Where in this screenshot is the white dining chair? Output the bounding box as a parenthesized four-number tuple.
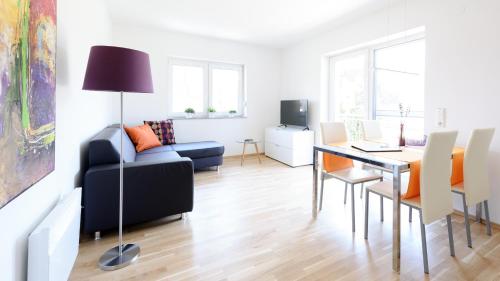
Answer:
(360, 119, 415, 221)
(319, 122, 383, 232)
(361, 120, 384, 142)
(364, 131, 458, 274)
(452, 128, 495, 248)
(359, 120, 386, 199)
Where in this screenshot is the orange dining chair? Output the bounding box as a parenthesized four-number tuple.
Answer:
(319, 122, 382, 232)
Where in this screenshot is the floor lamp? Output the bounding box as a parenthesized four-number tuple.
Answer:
(82, 45, 154, 270)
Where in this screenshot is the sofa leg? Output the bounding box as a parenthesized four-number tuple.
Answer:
(216, 166, 220, 173)
(95, 231, 101, 240)
(179, 213, 185, 220)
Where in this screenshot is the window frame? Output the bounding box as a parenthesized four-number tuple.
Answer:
(167, 57, 246, 118)
(327, 33, 425, 138)
(328, 49, 371, 122)
(371, 36, 426, 120)
(209, 62, 245, 116)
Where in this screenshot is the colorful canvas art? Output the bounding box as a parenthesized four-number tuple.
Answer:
(0, 0, 56, 208)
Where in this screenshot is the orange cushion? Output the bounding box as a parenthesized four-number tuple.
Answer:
(323, 154, 354, 172)
(402, 160, 421, 199)
(125, 124, 162, 152)
(450, 147, 464, 185)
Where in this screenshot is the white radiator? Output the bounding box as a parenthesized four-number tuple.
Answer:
(28, 188, 82, 281)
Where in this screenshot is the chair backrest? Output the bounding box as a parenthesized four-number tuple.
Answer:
(420, 131, 458, 224)
(361, 120, 383, 141)
(463, 128, 495, 205)
(320, 122, 348, 144)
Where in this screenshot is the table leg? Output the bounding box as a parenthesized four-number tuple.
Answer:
(312, 148, 319, 218)
(254, 143, 262, 164)
(392, 166, 401, 272)
(241, 143, 246, 166)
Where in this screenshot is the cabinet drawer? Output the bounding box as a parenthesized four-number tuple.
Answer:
(265, 128, 294, 149)
(265, 142, 293, 165)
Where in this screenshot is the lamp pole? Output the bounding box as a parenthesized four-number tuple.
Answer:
(98, 91, 140, 271)
(119, 91, 124, 257)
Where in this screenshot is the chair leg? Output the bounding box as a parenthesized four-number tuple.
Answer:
(95, 231, 101, 240)
(476, 202, 483, 223)
(409, 206, 412, 223)
(446, 215, 455, 257)
(419, 210, 429, 274)
(484, 200, 492, 236)
(319, 173, 325, 211)
(351, 184, 355, 232)
(380, 196, 384, 222)
(360, 183, 364, 199)
(364, 189, 369, 239)
(462, 194, 472, 248)
(344, 182, 348, 204)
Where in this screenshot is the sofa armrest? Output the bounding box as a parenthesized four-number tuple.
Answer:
(82, 158, 194, 233)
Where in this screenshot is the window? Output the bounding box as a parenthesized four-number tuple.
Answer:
(329, 35, 425, 141)
(168, 58, 245, 117)
(373, 39, 425, 140)
(330, 51, 369, 140)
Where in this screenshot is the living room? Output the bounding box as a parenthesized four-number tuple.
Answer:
(1, 0, 500, 280)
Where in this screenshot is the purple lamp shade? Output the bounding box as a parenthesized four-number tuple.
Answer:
(82, 46, 154, 93)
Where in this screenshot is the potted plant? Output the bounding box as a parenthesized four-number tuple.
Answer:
(208, 107, 216, 118)
(228, 110, 237, 118)
(184, 108, 195, 118)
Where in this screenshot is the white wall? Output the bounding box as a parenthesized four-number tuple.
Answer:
(0, 0, 117, 280)
(281, 0, 500, 223)
(111, 25, 282, 156)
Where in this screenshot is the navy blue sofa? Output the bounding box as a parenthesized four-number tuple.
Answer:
(82, 125, 224, 234)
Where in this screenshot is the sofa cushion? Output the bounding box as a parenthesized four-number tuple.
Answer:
(125, 124, 162, 152)
(89, 126, 136, 166)
(137, 145, 175, 155)
(172, 141, 224, 159)
(144, 120, 176, 145)
(135, 151, 182, 163)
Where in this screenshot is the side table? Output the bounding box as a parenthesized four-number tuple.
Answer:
(237, 139, 262, 166)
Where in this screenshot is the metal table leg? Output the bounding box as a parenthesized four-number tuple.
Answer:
(392, 166, 401, 272)
(313, 148, 319, 218)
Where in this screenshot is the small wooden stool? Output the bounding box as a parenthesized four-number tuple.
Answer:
(237, 139, 262, 166)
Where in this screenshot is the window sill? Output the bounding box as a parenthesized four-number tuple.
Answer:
(168, 116, 247, 120)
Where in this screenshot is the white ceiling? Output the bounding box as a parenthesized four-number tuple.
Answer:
(105, 0, 390, 48)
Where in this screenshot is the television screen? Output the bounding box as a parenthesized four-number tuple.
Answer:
(280, 100, 308, 127)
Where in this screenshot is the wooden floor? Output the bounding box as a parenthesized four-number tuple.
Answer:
(70, 156, 500, 281)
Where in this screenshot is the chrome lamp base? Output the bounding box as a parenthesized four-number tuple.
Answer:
(98, 244, 140, 271)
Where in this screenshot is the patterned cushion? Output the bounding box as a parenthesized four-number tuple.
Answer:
(144, 119, 176, 145)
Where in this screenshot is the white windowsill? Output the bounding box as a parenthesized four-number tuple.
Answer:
(168, 115, 247, 120)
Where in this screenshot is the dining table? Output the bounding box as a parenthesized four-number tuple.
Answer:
(312, 143, 421, 273)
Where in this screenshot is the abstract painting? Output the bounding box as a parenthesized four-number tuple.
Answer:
(0, 0, 56, 209)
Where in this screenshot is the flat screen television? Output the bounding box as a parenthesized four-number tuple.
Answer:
(280, 99, 308, 128)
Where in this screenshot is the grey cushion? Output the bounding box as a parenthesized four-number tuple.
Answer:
(137, 145, 174, 155)
(135, 151, 181, 162)
(171, 141, 224, 159)
(88, 126, 136, 166)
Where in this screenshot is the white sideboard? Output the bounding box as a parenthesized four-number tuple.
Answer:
(265, 126, 314, 167)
